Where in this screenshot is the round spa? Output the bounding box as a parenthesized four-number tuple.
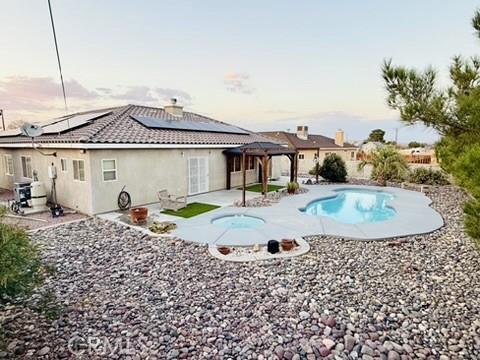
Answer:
(212, 214, 266, 229)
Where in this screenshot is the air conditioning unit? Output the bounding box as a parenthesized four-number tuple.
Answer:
(14, 182, 31, 206)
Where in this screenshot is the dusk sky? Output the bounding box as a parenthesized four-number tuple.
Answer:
(1, 1, 479, 143)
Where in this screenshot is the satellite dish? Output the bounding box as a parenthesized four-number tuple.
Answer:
(20, 123, 44, 138)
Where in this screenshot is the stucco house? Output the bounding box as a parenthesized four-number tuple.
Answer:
(0, 102, 280, 215)
(260, 126, 358, 175)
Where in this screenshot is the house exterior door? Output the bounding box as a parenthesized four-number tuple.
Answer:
(188, 157, 209, 195)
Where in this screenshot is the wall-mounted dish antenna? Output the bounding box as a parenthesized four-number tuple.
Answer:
(20, 123, 56, 157)
(20, 123, 44, 138)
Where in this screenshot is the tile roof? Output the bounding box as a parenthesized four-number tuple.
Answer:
(259, 131, 357, 150)
(0, 104, 271, 147)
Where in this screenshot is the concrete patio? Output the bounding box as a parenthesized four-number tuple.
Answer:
(99, 183, 444, 246)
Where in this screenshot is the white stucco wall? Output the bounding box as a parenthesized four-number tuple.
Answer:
(0, 148, 93, 214)
(0, 146, 269, 215)
(88, 148, 259, 214)
(276, 149, 358, 176)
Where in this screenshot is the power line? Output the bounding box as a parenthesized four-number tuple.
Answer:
(47, 0, 68, 114)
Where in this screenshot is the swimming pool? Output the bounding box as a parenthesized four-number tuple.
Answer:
(302, 189, 396, 224)
(212, 214, 266, 229)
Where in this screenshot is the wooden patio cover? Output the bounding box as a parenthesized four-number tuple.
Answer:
(224, 142, 298, 207)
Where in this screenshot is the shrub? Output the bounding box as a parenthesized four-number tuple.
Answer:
(0, 219, 42, 302)
(358, 145, 408, 185)
(464, 199, 480, 247)
(319, 154, 347, 182)
(287, 181, 299, 194)
(408, 167, 450, 185)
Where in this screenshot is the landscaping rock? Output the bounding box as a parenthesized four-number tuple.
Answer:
(0, 185, 479, 358)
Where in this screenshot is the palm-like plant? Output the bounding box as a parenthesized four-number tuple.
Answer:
(358, 145, 408, 186)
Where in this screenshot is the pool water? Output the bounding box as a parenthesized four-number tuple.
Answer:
(302, 189, 396, 224)
(212, 214, 266, 229)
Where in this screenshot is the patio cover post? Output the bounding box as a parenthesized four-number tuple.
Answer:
(262, 153, 268, 196)
(242, 150, 246, 207)
(294, 152, 298, 182)
(289, 154, 295, 182)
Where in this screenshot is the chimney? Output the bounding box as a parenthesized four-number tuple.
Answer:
(296, 125, 309, 140)
(335, 129, 345, 147)
(164, 98, 184, 117)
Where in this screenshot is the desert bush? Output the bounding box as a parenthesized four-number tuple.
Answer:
(464, 199, 480, 247)
(408, 167, 450, 185)
(0, 218, 42, 302)
(287, 181, 299, 194)
(319, 154, 347, 182)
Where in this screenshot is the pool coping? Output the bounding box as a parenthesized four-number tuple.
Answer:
(169, 184, 444, 246)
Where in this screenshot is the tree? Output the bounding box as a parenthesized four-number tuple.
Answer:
(367, 129, 386, 143)
(382, 10, 480, 244)
(408, 141, 426, 148)
(318, 154, 347, 182)
(358, 145, 408, 186)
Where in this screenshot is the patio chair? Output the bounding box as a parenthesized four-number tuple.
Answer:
(157, 189, 187, 211)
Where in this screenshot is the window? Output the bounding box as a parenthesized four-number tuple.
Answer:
(102, 159, 117, 181)
(350, 152, 355, 160)
(4, 154, 13, 176)
(233, 156, 241, 172)
(73, 160, 85, 181)
(20, 155, 32, 178)
(60, 158, 67, 172)
(298, 153, 305, 160)
(247, 156, 255, 170)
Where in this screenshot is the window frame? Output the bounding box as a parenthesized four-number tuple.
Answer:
(20, 155, 32, 179)
(72, 159, 86, 182)
(60, 158, 68, 172)
(101, 159, 118, 182)
(4, 154, 13, 176)
(298, 153, 305, 160)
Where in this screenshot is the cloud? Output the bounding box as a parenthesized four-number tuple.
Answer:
(0, 76, 98, 111)
(96, 87, 113, 94)
(155, 88, 192, 106)
(110, 86, 157, 102)
(0, 75, 194, 126)
(224, 72, 254, 94)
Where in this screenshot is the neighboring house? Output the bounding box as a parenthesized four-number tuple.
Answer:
(399, 147, 438, 165)
(0, 101, 279, 215)
(260, 126, 359, 175)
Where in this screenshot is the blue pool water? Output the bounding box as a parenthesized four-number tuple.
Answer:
(212, 214, 266, 229)
(302, 189, 396, 224)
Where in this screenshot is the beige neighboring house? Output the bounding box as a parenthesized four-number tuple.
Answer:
(260, 126, 359, 175)
(0, 102, 278, 215)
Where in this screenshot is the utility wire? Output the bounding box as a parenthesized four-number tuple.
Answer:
(47, 0, 68, 114)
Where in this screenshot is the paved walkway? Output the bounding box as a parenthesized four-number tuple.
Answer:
(171, 184, 444, 245)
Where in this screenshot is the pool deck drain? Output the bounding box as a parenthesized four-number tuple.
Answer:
(170, 184, 444, 245)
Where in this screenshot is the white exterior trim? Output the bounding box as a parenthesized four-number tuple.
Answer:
(72, 159, 86, 182)
(101, 158, 118, 182)
(0, 143, 243, 149)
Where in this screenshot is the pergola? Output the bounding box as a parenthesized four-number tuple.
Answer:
(224, 142, 298, 207)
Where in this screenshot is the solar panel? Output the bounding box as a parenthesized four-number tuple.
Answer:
(131, 115, 249, 135)
(42, 111, 111, 134)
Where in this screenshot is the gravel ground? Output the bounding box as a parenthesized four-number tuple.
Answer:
(1, 186, 479, 359)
